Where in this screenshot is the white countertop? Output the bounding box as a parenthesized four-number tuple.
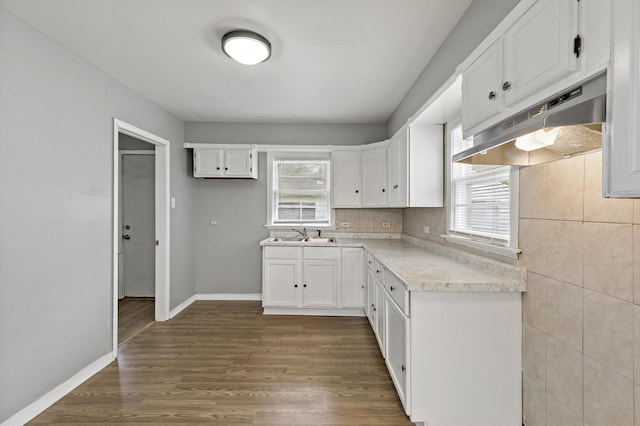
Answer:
(260, 237, 526, 293)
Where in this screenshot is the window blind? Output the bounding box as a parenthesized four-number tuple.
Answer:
(273, 160, 330, 224)
(449, 126, 511, 244)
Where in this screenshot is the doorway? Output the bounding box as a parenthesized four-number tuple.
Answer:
(112, 119, 170, 356)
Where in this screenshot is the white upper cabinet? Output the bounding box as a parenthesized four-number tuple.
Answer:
(331, 149, 362, 207)
(461, 41, 504, 131)
(502, 0, 577, 107)
(184, 143, 258, 179)
(361, 142, 389, 207)
(461, 0, 610, 137)
(605, 0, 640, 196)
(388, 127, 409, 207)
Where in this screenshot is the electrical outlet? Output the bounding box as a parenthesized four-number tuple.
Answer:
(423, 225, 430, 234)
(341, 221, 350, 228)
(209, 220, 218, 226)
(382, 221, 391, 228)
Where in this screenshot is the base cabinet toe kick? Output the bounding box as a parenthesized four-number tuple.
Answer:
(261, 240, 523, 425)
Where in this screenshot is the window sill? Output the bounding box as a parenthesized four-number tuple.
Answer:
(442, 234, 521, 260)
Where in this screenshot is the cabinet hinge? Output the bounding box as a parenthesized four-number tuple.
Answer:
(573, 34, 582, 58)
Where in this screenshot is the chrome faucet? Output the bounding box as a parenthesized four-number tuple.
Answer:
(292, 227, 308, 240)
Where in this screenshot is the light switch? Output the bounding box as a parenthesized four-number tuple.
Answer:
(209, 220, 218, 226)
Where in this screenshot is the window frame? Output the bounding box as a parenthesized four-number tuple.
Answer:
(266, 151, 335, 228)
(444, 121, 520, 259)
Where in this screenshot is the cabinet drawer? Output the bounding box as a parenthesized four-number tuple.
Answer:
(373, 259, 385, 284)
(263, 246, 300, 259)
(366, 252, 375, 270)
(303, 247, 340, 260)
(386, 271, 409, 315)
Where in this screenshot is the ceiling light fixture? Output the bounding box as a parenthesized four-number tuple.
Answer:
(221, 30, 271, 65)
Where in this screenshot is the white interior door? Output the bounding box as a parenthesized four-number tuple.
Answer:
(122, 154, 155, 297)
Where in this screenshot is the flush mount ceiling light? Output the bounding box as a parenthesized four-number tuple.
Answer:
(221, 30, 271, 65)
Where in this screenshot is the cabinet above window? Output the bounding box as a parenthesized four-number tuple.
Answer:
(183, 143, 258, 179)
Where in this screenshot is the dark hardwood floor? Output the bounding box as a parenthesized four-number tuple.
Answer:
(30, 301, 413, 425)
(118, 297, 155, 346)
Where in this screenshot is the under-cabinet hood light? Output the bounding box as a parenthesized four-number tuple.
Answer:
(515, 127, 559, 151)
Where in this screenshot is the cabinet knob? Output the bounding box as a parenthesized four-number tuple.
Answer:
(294, 284, 298, 288)
(368, 260, 373, 264)
(488, 91, 496, 100)
(355, 189, 359, 193)
(373, 307, 376, 312)
(376, 269, 381, 274)
(502, 81, 511, 91)
(382, 188, 386, 192)
(225, 167, 228, 171)
(303, 284, 307, 288)
(401, 365, 406, 372)
(216, 166, 220, 170)
(390, 286, 395, 291)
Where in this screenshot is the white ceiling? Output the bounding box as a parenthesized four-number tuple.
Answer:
(0, 0, 472, 123)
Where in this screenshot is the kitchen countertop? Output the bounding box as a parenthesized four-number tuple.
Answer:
(260, 237, 526, 293)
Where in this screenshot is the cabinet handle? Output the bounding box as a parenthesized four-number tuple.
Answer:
(303, 284, 307, 288)
(401, 365, 406, 372)
(355, 189, 359, 193)
(488, 91, 496, 100)
(361, 285, 364, 289)
(376, 269, 381, 274)
(368, 260, 373, 264)
(502, 81, 511, 91)
(394, 184, 398, 189)
(373, 307, 376, 312)
(294, 284, 298, 288)
(382, 188, 386, 193)
(216, 166, 220, 170)
(390, 286, 395, 291)
(225, 167, 228, 171)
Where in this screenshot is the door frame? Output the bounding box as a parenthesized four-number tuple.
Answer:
(112, 118, 171, 356)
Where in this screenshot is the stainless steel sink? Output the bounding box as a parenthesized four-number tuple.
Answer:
(268, 237, 337, 243)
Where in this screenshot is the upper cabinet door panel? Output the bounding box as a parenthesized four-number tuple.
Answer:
(194, 149, 223, 177)
(461, 40, 504, 131)
(362, 145, 388, 207)
(502, 0, 577, 107)
(331, 150, 361, 207)
(224, 149, 253, 177)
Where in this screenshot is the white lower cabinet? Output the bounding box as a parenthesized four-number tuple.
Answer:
(262, 246, 365, 315)
(365, 250, 522, 425)
(385, 296, 408, 411)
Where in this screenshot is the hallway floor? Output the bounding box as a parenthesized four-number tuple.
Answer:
(118, 297, 154, 346)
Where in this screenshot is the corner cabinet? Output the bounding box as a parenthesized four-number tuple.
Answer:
(183, 143, 258, 179)
(361, 141, 389, 207)
(605, 0, 640, 197)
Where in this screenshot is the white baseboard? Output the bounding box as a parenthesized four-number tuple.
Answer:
(3, 352, 114, 426)
(168, 294, 197, 319)
(197, 293, 262, 301)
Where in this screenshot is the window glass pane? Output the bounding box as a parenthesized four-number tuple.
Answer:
(449, 126, 511, 244)
(273, 160, 330, 224)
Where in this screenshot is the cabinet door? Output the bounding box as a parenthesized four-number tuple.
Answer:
(503, 0, 577, 107)
(193, 149, 223, 177)
(341, 248, 364, 308)
(386, 297, 408, 411)
(366, 268, 376, 328)
(388, 129, 409, 207)
(461, 40, 503, 133)
(331, 150, 361, 207)
(224, 149, 253, 177)
(362, 145, 388, 207)
(263, 259, 300, 307)
(302, 260, 338, 308)
(374, 279, 386, 357)
(606, 0, 640, 196)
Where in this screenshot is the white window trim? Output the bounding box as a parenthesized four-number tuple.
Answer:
(444, 121, 520, 260)
(266, 150, 335, 228)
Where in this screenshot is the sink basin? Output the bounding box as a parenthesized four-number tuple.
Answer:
(303, 237, 337, 243)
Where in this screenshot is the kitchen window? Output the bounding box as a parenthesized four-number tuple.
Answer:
(446, 123, 519, 258)
(267, 153, 332, 226)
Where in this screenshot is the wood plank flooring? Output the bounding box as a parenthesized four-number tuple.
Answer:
(118, 297, 155, 346)
(30, 301, 413, 425)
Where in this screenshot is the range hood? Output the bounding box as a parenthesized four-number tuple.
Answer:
(453, 73, 606, 166)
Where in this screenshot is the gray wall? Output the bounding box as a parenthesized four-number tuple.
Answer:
(186, 122, 384, 294)
(0, 8, 194, 422)
(195, 154, 268, 294)
(386, 0, 521, 135)
(119, 133, 155, 150)
(186, 122, 386, 146)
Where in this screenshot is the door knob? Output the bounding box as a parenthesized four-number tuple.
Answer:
(123, 234, 131, 240)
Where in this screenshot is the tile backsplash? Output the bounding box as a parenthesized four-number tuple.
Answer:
(333, 208, 403, 234)
(520, 149, 640, 426)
